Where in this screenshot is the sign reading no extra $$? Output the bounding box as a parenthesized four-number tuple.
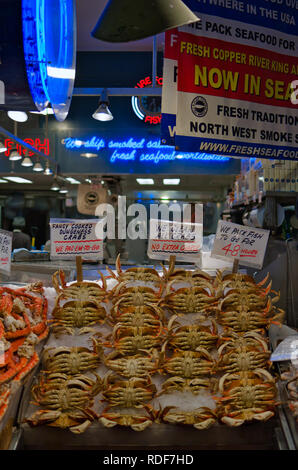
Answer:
(0, 230, 12, 276)
(147, 218, 203, 263)
(211, 220, 270, 270)
(50, 218, 103, 261)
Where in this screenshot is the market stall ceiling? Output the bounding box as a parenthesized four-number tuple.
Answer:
(0, 173, 234, 194)
(76, 0, 165, 51)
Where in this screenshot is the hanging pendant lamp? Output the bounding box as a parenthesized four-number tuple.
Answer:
(91, 0, 199, 43)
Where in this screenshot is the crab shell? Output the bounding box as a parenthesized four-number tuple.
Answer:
(52, 300, 106, 329)
(109, 305, 164, 328)
(216, 369, 278, 425)
(104, 350, 159, 378)
(159, 406, 217, 430)
(216, 304, 285, 332)
(107, 325, 164, 355)
(107, 254, 162, 286)
(102, 374, 156, 408)
(52, 269, 107, 304)
(161, 283, 218, 315)
(161, 347, 216, 378)
(158, 376, 213, 396)
(99, 406, 154, 431)
(166, 315, 218, 351)
(42, 342, 101, 375)
(217, 347, 271, 374)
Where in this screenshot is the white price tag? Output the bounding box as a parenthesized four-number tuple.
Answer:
(211, 220, 270, 270)
(147, 218, 203, 263)
(0, 229, 12, 276)
(50, 218, 103, 261)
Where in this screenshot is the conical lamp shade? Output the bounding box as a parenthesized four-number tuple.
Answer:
(91, 0, 199, 43)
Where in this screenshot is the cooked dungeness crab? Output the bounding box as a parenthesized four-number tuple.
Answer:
(216, 290, 284, 332)
(52, 300, 106, 335)
(104, 350, 159, 378)
(160, 346, 215, 378)
(52, 265, 107, 307)
(110, 284, 163, 317)
(105, 325, 164, 355)
(166, 315, 218, 351)
(27, 372, 101, 433)
(214, 271, 272, 296)
(102, 373, 156, 408)
(157, 376, 213, 396)
(107, 254, 162, 286)
(109, 305, 164, 328)
(160, 283, 218, 316)
(217, 330, 269, 353)
(42, 338, 102, 375)
(161, 256, 215, 293)
(216, 369, 278, 426)
(99, 407, 154, 431)
(157, 406, 217, 430)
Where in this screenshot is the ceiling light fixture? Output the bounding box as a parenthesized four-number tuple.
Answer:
(7, 111, 28, 122)
(3, 176, 33, 184)
(65, 177, 81, 184)
(80, 153, 97, 158)
(51, 181, 60, 191)
(33, 161, 44, 172)
(0, 142, 7, 154)
(92, 89, 113, 121)
(136, 178, 154, 185)
(163, 178, 180, 185)
(9, 150, 22, 161)
(0, 179, 8, 183)
(59, 186, 68, 194)
(21, 156, 33, 167)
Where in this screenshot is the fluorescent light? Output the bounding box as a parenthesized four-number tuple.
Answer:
(47, 66, 75, 80)
(0, 179, 8, 183)
(3, 176, 33, 184)
(65, 177, 81, 184)
(9, 150, 22, 161)
(7, 111, 28, 122)
(163, 178, 180, 185)
(92, 103, 113, 121)
(80, 153, 97, 158)
(161, 197, 170, 202)
(21, 156, 33, 167)
(0, 142, 7, 154)
(136, 178, 154, 185)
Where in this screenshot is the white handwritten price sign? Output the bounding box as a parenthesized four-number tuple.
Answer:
(147, 218, 203, 263)
(0, 230, 12, 276)
(211, 220, 270, 270)
(50, 219, 103, 261)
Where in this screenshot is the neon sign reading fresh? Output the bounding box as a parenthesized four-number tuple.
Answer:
(62, 136, 230, 164)
(4, 138, 50, 157)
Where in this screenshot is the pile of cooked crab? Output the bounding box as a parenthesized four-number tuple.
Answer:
(0, 283, 49, 422)
(26, 255, 285, 433)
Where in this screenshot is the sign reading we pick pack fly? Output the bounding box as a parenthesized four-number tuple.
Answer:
(50, 218, 103, 261)
(0, 229, 12, 276)
(211, 220, 270, 269)
(161, 0, 298, 161)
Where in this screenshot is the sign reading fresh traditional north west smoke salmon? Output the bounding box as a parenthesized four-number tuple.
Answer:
(161, 1, 298, 161)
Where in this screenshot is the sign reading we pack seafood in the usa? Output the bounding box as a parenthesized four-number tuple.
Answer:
(211, 220, 270, 269)
(164, 0, 298, 161)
